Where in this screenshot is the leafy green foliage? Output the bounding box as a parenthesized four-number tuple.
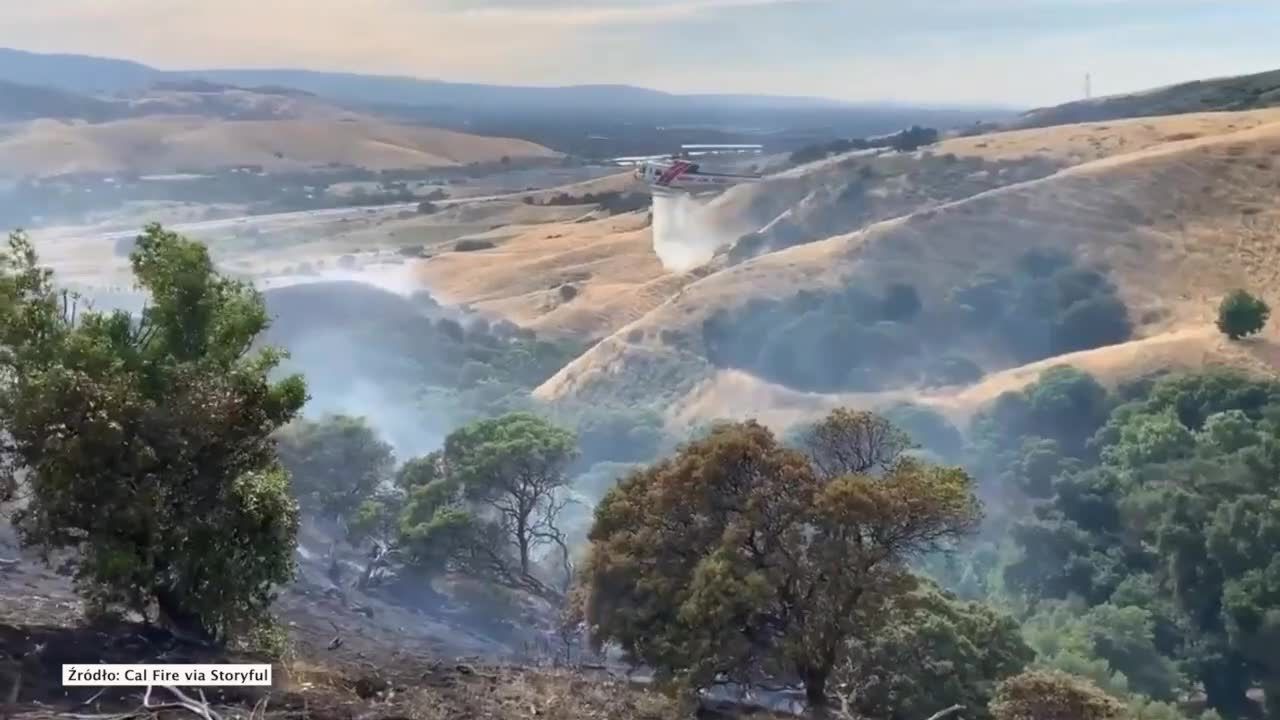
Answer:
(951, 254, 1132, 361)
(924, 354, 985, 388)
(1022, 600, 1186, 701)
(1216, 290, 1270, 340)
(881, 403, 966, 460)
(972, 366, 1111, 466)
(995, 370, 1280, 718)
(580, 411, 981, 708)
(398, 413, 579, 601)
(275, 414, 395, 523)
(0, 226, 306, 643)
(837, 582, 1032, 720)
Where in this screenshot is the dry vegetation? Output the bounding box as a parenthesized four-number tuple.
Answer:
(412, 208, 693, 339)
(529, 108, 1280, 427)
(0, 524, 707, 720)
(939, 108, 1280, 163)
(1, 622, 689, 720)
(0, 114, 558, 178)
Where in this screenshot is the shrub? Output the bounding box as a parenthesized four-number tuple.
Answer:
(881, 403, 966, 459)
(437, 317, 465, 342)
(882, 282, 923, 322)
(925, 354, 984, 387)
(455, 239, 496, 252)
(990, 670, 1123, 720)
(1051, 296, 1132, 355)
(1018, 247, 1074, 278)
(1216, 289, 1270, 339)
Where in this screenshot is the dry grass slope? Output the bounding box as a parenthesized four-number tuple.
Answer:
(0, 114, 559, 178)
(535, 109, 1280, 428)
(413, 207, 693, 340)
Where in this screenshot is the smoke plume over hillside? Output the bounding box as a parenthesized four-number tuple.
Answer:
(650, 193, 737, 273)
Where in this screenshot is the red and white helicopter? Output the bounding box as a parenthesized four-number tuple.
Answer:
(631, 148, 763, 196)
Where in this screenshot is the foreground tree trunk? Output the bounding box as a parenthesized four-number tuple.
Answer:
(803, 668, 830, 718)
(154, 587, 216, 646)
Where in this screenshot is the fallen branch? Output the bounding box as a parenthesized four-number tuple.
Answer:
(78, 687, 108, 708)
(61, 681, 230, 717)
(137, 685, 225, 720)
(924, 704, 966, 720)
(248, 695, 271, 720)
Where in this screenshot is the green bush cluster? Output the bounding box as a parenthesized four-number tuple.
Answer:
(703, 249, 1132, 394)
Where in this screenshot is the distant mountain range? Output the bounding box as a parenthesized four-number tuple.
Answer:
(0, 47, 1021, 159)
(0, 48, 159, 96)
(0, 47, 997, 117)
(0, 78, 122, 122)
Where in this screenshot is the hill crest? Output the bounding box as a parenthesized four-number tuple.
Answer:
(530, 108, 1280, 429)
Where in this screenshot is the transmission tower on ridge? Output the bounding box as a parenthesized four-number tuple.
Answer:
(1085, 72, 1093, 100)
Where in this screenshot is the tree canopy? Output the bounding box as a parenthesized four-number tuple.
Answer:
(579, 411, 982, 709)
(397, 412, 579, 602)
(0, 225, 307, 643)
(275, 413, 395, 523)
(990, 369, 1280, 718)
(1216, 290, 1270, 340)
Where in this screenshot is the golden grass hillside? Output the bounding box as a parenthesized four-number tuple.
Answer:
(534, 109, 1280, 427)
(0, 114, 559, 178)
(400, 113, 1280, 344)
(940, 107, 1280, 164)
(414, 209, 692, 340)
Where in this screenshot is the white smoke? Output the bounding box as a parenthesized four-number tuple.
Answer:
(651, 193, 737, 273)
(256, 261, 423, 297)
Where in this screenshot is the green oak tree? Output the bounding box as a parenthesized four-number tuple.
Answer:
(398, 413, 579, 602)
(1216, 290, 1270, 340)
(275, 414, 395, 524)
(0, 225, 307, 644)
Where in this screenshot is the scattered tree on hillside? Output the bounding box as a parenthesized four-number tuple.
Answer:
(705, 250, 1131, 395)
(0, 225, 307, 644)
(275, 414, 395, 525)
(579, 411, 982, 711)
(795, 407, 913, 480)
(882, 282, 923, 322)
(399, 413, 579, 602)
(1216, 289, 1270, 340)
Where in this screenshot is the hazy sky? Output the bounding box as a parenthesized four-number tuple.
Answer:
(2, 0, 1275, 107)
